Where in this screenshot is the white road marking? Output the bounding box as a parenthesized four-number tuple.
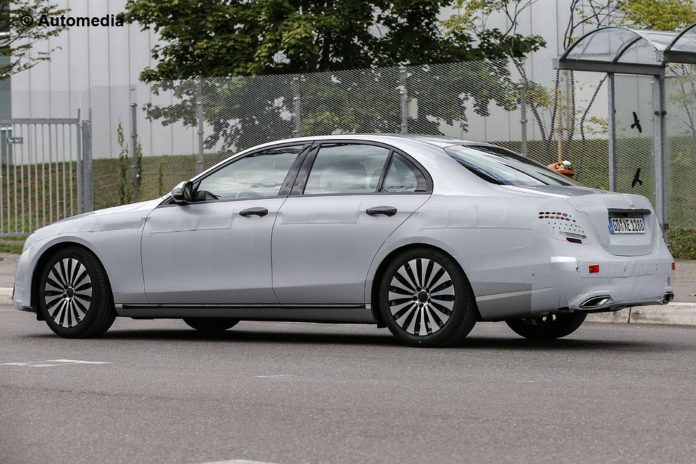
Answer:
(255, 374, 293, 379)
(196, 460, 279, 464)
(47, 359, 111, 364)
(0, 359, 111, 367)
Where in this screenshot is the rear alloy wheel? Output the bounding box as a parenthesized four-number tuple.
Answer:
(39, 247, 116, 338)
(379, 248, 477, 347)
(183, 318, 239, 333)
(505, 312, 586, 340)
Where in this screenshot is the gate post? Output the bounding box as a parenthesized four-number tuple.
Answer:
(653, 73, 667, 234)
(81, 119, 93, 213)
(76, 109, 83, 214)
(292, 76, 301, 136)
(196, 81, 204, 174)
(607, 73, 616, 192)
(520, 81, 528, 156)
(399, 68, 408, 134)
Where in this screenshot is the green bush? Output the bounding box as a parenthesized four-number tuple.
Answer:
(668, 229, 696, 260)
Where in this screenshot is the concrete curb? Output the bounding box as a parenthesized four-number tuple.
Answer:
(586, 302, 696, 326)
(1, 286, 694, 326)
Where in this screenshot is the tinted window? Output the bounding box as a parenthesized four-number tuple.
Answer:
(381, 154, 427, 193)
(304, 144, 390, 195)
(195, 145, 302, 201)
(445, 144, 574, 186)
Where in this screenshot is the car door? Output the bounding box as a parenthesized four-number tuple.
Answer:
(272, 142, 432, 304)
(141, 143, 307, 304)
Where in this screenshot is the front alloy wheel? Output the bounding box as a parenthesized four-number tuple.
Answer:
(39, 246, 116, 338)
(505, 312, 586, 340)
(379, 248, 477, 347)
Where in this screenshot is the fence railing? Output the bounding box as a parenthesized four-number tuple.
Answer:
(0, 116, 92, 236)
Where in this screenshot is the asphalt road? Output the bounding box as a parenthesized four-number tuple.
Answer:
(2, 307, 696, 464)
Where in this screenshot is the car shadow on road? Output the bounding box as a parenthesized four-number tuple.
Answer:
(35, 326, 677, 352)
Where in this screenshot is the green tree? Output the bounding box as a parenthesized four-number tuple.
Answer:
(446, 0, 621, 163)
(124, 0, 542, 151)
(620, 0, 696, 30)
(1, 0, 66, 78)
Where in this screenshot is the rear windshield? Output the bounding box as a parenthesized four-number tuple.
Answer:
(445, 144, 575, 186)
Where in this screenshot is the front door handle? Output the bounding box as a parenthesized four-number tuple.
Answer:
(239, 207, 269, 217)
(366, 206, 398, 217)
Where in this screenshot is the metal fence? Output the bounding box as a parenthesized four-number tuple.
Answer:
(666, 68, 696, 229)
(0, 116, 92, 235)
(6, 60, 696, 234)
(92, 61, 603, 209)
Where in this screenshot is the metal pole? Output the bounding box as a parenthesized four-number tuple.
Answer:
(76, 109, 83, 214)
(399, 69, 408, 134)
(292, 76, 301, 137)
(196, 81, 204, 174)
(520, 81, 528, 156)
(607, 73, 616, 192)
(556, 88, 563, 162)
(81, 119, 93, 213)
(130, 102, 139, 201)
(654, 73, 667, 233)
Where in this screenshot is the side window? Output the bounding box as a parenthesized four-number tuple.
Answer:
(304, 144, 390, 195)
(381, 154, 428, 193)
(195, 145, 303, 201)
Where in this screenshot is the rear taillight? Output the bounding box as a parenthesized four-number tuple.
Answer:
(538, 211, 588, 241)
(672, 262, 676, 271)
(589, 264, 600, 274)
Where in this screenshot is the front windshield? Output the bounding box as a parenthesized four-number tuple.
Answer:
(445, 144, 575, 186)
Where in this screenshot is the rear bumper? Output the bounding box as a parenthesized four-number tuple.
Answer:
(531, 255, 673, 314)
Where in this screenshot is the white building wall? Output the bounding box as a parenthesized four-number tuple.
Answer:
(11, 0, 197, 158)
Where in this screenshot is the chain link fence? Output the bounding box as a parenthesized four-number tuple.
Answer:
(83, 60, 695, 230)
(666, 67, 696, 230)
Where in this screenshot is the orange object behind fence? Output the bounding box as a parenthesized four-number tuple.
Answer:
(547, 160, 576, 179)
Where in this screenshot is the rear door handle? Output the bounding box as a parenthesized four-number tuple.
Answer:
(239, 207, 269, 217)
(366, 206, 398, 217)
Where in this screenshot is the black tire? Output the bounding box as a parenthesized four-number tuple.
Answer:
(378, 247, 478, 347)
(505, 312, 586, 340)
(183, 318, 239, 333)
(38, 246, 116, 338)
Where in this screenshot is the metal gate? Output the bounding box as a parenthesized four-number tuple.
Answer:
(0, 117, 92, 236)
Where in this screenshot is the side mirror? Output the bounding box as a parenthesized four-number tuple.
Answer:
(171, 181, 194, 204)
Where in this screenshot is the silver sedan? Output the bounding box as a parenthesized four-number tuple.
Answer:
(13, 135, 675, 346)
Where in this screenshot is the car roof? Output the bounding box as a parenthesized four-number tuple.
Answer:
(263, 134, 490, 149)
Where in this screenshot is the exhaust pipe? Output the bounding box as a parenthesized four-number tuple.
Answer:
(663, 292, 675, 303)
(580, 295, 613, 309)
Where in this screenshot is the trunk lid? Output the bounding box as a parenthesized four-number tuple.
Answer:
(509, 185, 659, 256)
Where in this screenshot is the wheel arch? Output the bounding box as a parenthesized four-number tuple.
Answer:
(368, 243, 480, 327)
(30, 241, 113, 314)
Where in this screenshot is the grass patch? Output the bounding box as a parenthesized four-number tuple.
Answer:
(0, 241, 24, 254)
(3, 135, 696, 236)
(667, 229, 696, 260)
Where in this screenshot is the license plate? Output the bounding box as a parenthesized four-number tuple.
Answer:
(609, 216, 646, 234)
